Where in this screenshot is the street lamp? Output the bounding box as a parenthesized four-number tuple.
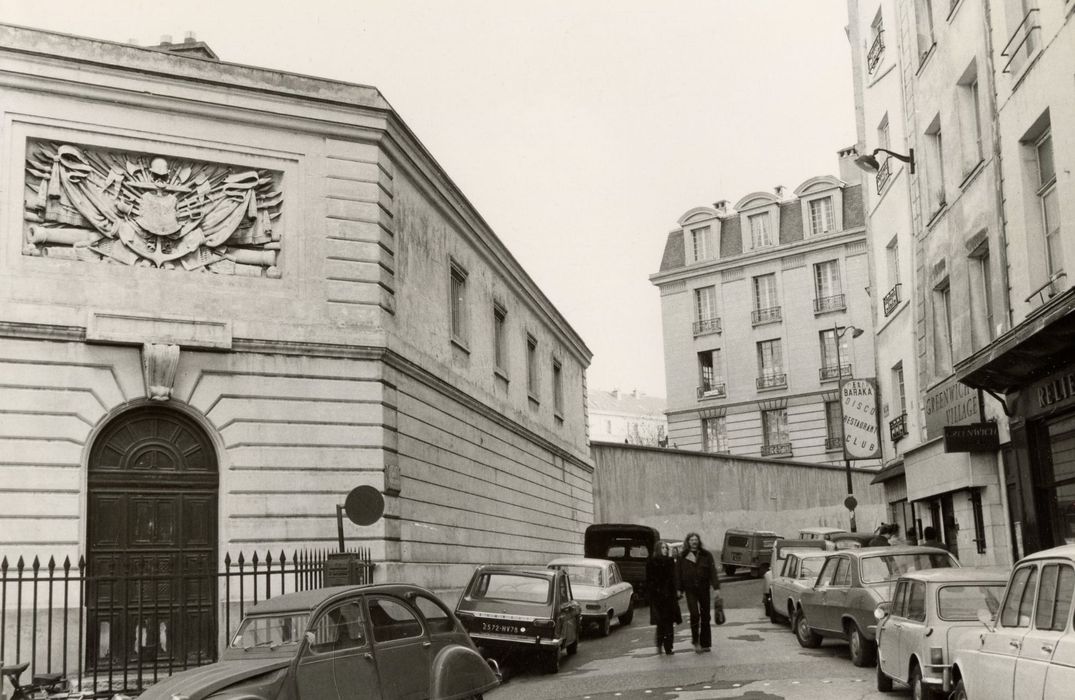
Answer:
(854, 147, 916, 175)
(834, 323, 865, 532)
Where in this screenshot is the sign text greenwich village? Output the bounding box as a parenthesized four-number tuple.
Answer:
(924, 376, 980, 439)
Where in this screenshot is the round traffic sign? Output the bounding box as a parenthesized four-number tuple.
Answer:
(344, 485, 385, 526)
(844, 495, 858, 512)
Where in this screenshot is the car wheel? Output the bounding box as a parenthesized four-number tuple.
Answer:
(848, 624, 877, 667)
(723, 565, 736, 576)
(618, 602, 634, 625)
(909, 664, 938, 700)
(599, 613, 611, 637)
(793, 610, 822, 648)
(543, 647, 561, 674)
(566, 635, 578, 655)
(876, 661, 893, 692)
(951, 679, 968, 700)
(763, 594, 773, 618)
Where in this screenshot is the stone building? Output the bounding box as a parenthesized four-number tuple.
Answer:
(586, 388, 668, 446)
(650, 161, 878, 467)
(0, 23, 593, 656)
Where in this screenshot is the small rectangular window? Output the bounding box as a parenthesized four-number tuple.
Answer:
(526, 334, 539, 400)
(749, 212, 773, 249)
(825, 401, 843, 442)
(757, 339, 783, 378)
(698, 349, 723, 393)
(552, 359, 563, 417)
(493, 303, 507, 373)
(762, 408, 789, 449)
(893, 362, 907, 414)
(449, 262, 468, 344)
(702, 416, 727, 453)
(694, 286, 717, 323)
(752, 274, 778, 311)
(691, 226, 710, 262)
(925, 116, 946, 213)
(932, 279, 954, 374)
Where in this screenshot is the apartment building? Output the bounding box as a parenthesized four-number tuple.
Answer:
(651, 160, 877, 467)
(956, 0, 1075, 556)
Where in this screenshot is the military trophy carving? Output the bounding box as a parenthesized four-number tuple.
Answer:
(24, 140, 283, 277)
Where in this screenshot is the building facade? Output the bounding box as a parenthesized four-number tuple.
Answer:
(956, 0, 1075, 556)
(587, 388, 668, 446)
(651, 164, 878, 467)
(0, 22, 594, 657)
(847, 0, 1024, 567)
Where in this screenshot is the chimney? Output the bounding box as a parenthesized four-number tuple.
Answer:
(184, 31, 197, 44)
(838, 145, 862, 184)
(713, 199, 729, 214)
(611, 388, 620, 399)
(631, 389, 639, 398)
(159, 34, 173, 45)
(774, 185, 786, 198)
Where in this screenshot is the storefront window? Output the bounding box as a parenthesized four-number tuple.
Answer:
(1049, 416, 1075, 545)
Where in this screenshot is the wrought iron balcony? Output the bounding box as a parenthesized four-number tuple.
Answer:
(696, 382, 727, 399)
(875, 158, 892, 194)
(819, 364, 852, 382)
(692, 316, 722, 336)
(825, 436, 842, 451)
(867, 29, 884, 73)
(889, 413, 908, 442)
(756, 373, 787, 390)
(762, 443, 792, 457)
(883, 283, 902, 317)
(1001, 7, 1040, 74)
(814, 294, 846, 314)
(752, 306, 782, 326)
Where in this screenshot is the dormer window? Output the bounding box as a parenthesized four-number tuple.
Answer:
(808, 196, 835, 236)
(691, 226, 710, 262)
(734, 192, 782, 253)
(676, 207, 722, 266)
(795, 176, 846, 238)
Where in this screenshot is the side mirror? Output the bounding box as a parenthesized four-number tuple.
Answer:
(977, 608, 996, 631)
(874, 602, 891, 621)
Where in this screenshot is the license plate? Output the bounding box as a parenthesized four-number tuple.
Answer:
(480, 621, 524, 635)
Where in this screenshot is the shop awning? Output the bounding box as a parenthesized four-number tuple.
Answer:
(955, 287, 1075, 393)
(870, 459, 905, 484)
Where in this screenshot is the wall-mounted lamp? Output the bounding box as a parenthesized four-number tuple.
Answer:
(854, 147, 916, 175)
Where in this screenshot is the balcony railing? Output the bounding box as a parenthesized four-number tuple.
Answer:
(875, 157, 892, 194)
(883, 283, 902, 317)
(752, 306, 782, 326)
(692, 316, 722, 336)
(762, 443, 792, 457)
(696, 382, 727, 399)
(825, 436, 842, 451)
(756, 373, 787, 390)
(867, 29, 885, 73)
(819, 364, 852, 382)
(814, 294, 846, 314)
(890, 413, 908, 442)
(1001, 8, 1040, 74)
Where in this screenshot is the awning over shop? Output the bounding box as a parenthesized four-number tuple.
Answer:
(955, 287, 1075, 393)
(871, 459, 905, 484)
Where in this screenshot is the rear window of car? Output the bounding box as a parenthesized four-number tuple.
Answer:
(937, 584, 1005, 621)
(761, 537, 779, 548)
(604, 541, 650, 559)
(552, 565, 604, 587)
(726, 536, 749, 548)
(860, 553, 955, 584)
(470, 574, 551, 604)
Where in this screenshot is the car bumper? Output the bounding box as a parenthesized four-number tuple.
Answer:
(920, 664, 951, 691)
(469, 632, 562, 648)
(581, 611, 611, 621)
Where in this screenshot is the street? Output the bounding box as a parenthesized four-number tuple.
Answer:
(488, 576, 913, 700)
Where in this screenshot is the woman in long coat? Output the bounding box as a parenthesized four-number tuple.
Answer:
(646, 541, 681, 654)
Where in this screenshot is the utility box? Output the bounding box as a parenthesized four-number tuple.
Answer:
(323, 553, 368, 587)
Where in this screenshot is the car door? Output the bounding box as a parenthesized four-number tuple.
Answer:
(367, 595, 430, 700)
(1016, 562, 1075, 698)
(410, 592, 460, 660)
(898, 580, 927, 680)
(295, 599, 382, 700)
(557, 572, 580, 644)
(975, 563, 1038, 700)
(803, 557, 840, 632)
(609, 563, 629, 614)
(820, 556, 852, 634)
(878, 580, 908, 683)
(773, 555, 797, 615)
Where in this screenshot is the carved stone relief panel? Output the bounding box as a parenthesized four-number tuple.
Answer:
(24, 140, 283, 277)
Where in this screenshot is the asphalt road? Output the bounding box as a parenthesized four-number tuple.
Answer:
(486, 575, 914, 700)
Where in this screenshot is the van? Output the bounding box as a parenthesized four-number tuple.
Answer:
(720, 528, 782, 578)
(583, 524, 659, 600)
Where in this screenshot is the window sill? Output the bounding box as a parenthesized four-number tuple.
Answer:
(494, 367, 509, 383)
(1008, 47, 1044, 93)
(916, 43, 937, 76)
(926, 202, 948, 230)
(958, 159, 986, 191)
(450, 336, 470, 355)
(554, 412, 564, 426)
(528, 394, 540, 409)
(756, 383, 788, 393)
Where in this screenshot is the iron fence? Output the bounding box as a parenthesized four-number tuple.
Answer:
(0, 547, 373, 698)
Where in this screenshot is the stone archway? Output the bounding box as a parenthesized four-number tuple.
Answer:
(86, 406, 219, 667)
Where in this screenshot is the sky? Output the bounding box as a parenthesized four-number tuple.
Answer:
(0, 0, 857, 398)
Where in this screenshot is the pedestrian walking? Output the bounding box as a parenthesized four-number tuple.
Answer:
(677, 532, 720, 653)
(646, 541, 681, 655)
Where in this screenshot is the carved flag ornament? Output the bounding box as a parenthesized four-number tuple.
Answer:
(24, 141, 283, 277)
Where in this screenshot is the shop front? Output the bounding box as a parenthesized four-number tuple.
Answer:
(956, 288, 1075, 555)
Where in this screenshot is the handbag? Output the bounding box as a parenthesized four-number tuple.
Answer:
(713, 595, 726, 625)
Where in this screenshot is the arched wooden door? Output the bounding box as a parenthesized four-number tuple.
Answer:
(87, 407, 218, 668)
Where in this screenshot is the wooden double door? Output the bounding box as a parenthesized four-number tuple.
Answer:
(87, 407, 218, 668)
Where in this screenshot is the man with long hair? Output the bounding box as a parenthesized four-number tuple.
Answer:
(677, 532, 721, 653)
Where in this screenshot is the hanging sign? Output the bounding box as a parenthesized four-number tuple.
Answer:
(841, 378, 882, 460)
(924, 377, 980, 439)
(943, 423, 1000, 452)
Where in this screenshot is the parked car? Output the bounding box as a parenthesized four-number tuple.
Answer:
(583, 524, 660, 600)
(764, 539, 830, 621)
(455, 565, 581, 674)
(874, 567, 1007, 699)
(799, 526, 849, 541)
(794, 546, 958, 667)
(947, 544, 1075, 700)
(831, 532, 890, 550)
(767, 550, 831, 624)
(547, 557, 634, 635)
(121, 584, 499, 700)
(721, 528, 782, 578)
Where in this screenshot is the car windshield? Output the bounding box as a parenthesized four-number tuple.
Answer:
(761, 537, 780, 548)
(799, 558, 824, 580)
(470, 573, 551, 604)
(230, 613, 309, 649)
(553, 565, 604, 587)
(860, 553, 955, 584)
(938, 584, 1005, 621)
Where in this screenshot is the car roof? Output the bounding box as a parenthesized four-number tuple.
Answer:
(548, 557, 611, 568)
(1017, 544, 1075, 564)
(473, 565, 556, 579)
(725, 528, 781, 536)
(245, 583, 432, 615)
(897, 567, 1009, 583)
(585, 524, 659, 535)
(837, 545, 954, 558)
(783, 548, 832, 559)
(799, 527, 847, 534)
